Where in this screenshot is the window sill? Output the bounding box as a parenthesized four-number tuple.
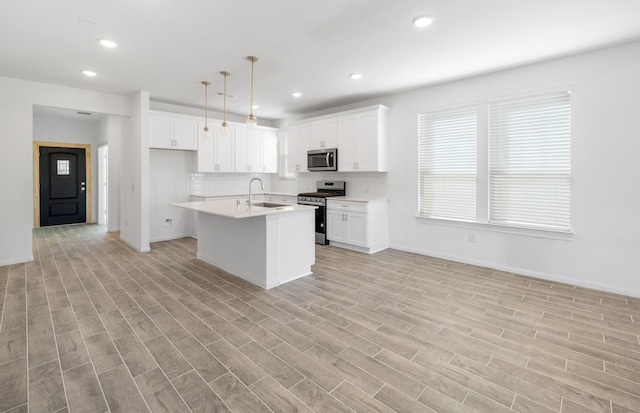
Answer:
(414, 215, 574, 241)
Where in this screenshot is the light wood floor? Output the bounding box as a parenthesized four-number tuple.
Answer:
(1, 225, 639, 413)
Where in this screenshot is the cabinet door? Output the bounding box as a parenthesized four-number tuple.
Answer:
(308, 120, 324, 150)
(337, 115, 357, 171)
(235, 124, 249, 172)
(197, 121, 215, 172)
(149, 115, 173, 149)
(246, 128, 262, 172)
(323, 117, 338, 148)
(215, 125, 235, 172)
(346, 212, 368, 247)
(355, 111, 378, 171)
(287, 124, 309, 172)
(261, 130, 278, 173)
(326, 210, 347, 242)
(173, 118, 198, 150)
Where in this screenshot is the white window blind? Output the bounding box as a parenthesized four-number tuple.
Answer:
(418, 105, 477, 221)
(488, 90, 571, 231)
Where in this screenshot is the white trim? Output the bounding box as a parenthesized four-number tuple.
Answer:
(0, 256, 35, 266)
(389, 243, 640, 299)
(119, 237, 150, 253)
(414, 215, 574, 241)
(150, 233, 193, 243)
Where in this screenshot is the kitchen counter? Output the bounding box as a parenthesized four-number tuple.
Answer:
(330, 195, 389, 202)
(171, 199, 316, 289)
(171, 199, 315, 219)
(190, 191, 298, 199)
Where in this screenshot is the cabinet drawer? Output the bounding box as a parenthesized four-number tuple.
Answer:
(327, 200, 368, 213)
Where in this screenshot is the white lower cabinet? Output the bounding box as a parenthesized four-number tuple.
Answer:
(326, 199, 388, 254)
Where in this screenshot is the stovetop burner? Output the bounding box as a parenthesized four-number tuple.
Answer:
(297, 180, 346, 199)
(297, 191, 344, 198)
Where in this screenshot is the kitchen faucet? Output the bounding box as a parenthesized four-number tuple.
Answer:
(248, 177, 264, 208)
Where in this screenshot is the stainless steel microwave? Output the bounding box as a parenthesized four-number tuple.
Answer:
(307, 148, 338, 171)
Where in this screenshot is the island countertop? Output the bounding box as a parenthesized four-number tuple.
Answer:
(171, 199, 316, 219)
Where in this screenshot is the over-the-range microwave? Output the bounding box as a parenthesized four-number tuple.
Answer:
(307, 148, 338, 172)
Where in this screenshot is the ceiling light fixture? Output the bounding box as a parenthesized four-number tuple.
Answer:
(98, 39, 117, 48)
(246, 56, 258, 129)
(252, 105, 259, 110)
(413, 15, 434, 28)
(349, 73, 363, 80)
(201, 80, 211, 138)
(82, 70, 97, 77)
(291, 92, 302, 98)
(220, 71, 230, 136)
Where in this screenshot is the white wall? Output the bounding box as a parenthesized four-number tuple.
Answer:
(120, 92, 150, 252)
(97, 115, 124, 232)
(274, 41, 640, 297)
(150, 150, 195, 242)
(0, 76, 130, 266)
(33, 114, 101, 223)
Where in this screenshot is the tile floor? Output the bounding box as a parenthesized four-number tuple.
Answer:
(1, 224, 639, 413)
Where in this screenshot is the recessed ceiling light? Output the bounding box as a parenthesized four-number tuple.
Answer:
(291, 92, 302, 98)
(413, 15, 434, 28)
(98, 39, 117, 48)
(349, 73, 363, 80)
(82, 70, 97, 77)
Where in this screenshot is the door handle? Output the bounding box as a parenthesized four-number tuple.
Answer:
(80, 181, 86, 191)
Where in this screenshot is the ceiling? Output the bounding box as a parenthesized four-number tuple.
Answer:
(3, 0, 640, 122)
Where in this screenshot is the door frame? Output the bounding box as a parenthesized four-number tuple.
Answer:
(33, 141, 92, 228)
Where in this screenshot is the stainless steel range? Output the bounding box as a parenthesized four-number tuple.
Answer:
(298, 181, 346, 245)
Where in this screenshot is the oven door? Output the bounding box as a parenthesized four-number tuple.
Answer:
(313, 204, 328, 244)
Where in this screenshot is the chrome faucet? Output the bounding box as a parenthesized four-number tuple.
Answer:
(248, 177, 264, 208)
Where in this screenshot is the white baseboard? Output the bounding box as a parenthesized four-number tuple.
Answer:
(0, 255, 34, 266)
(150, 233, 193, 243)
(389, 243, 640, 299)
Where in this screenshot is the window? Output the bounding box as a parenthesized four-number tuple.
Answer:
(57, 159, 70, 175)
(488, 90, 571, 231)
(418, 105, 477, 221)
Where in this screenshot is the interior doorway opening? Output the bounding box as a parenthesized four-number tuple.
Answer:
(99, 145, 109, 226)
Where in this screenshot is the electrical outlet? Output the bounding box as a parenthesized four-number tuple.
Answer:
(164, 218, 173, 226)
(468, 232, 476, 243)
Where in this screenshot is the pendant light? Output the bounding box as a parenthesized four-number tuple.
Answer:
(219, 71, 230, 136)
(201, 80, 211, 138)
(246, 56, 258, 129)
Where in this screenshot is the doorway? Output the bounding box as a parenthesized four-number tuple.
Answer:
(98, 144, 108, 226)
(34, 142, 91, 228)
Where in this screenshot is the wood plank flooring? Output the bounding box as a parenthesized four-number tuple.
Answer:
(1, 224, 639, 412)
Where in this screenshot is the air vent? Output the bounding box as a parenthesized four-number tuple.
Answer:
(216, 91, 236, 98)
(77, 111, 92, 116)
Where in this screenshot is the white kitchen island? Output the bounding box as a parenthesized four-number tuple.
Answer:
(171, 199, 316, 289)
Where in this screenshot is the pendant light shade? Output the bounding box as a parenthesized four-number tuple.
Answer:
(201, 81, 211, 138)
(246, 56, 258, 129)
(219, 71, 230, 136)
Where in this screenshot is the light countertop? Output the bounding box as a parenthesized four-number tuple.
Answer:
(329, 195, 389, 202)
(171, 199, 316, 219)
(190, 191, 299, 199)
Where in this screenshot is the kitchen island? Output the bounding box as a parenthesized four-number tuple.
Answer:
(171, 199, 316, 289)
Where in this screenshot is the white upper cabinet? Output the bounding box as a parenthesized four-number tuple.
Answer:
(288, 105, 388, 173)
(287, 123, 309, 173)
(308, 116, 338, 150)
(236, 126, 278, 173)
(338, 106, 388, 172)
(149, 111, 198, 150)
(197, 120, 235, 173)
